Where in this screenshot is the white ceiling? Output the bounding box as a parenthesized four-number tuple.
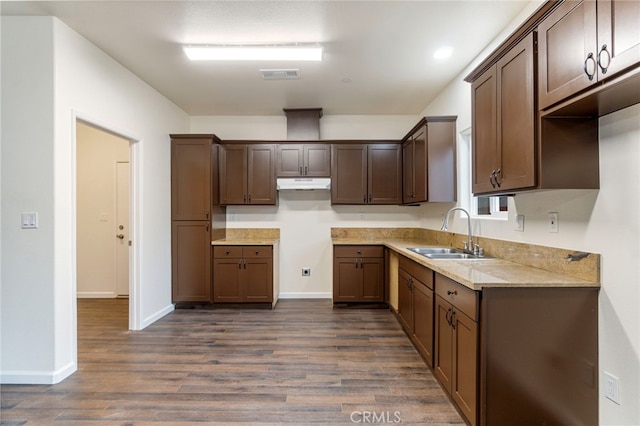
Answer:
(1, 1, 534, 116)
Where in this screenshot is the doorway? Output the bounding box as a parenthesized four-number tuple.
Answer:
(76, 121, 131, 306)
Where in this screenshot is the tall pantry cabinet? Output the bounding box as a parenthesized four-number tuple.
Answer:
(171, 134, 226, 303)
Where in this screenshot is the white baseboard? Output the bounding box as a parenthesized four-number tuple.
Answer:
(141, 303, 175, 329)
(77, 291, 116, 298)
(278, 292, 332, 299)
(1, 361, 76, 385)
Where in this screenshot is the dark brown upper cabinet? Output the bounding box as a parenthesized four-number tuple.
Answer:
(220, 144, 276, 205)
(276, 144, 330, 177)
(331, 143, 401, 205)
(171, 137, 213, 221)
(402, 116, 457, 204)
(472, 33, 536, 195)
(538, 0, 640, 111)
(466, 2, 605, 196)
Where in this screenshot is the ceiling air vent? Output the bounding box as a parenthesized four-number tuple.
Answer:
(260, 69, 300, 80)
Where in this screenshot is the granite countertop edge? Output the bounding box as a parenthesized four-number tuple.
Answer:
(332, 237, 600, 291)
(212, 238, 280, 246)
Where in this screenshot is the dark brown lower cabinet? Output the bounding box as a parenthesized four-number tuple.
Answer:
(171, 221, 212, 303)
(395, 252, 599, 426)
(397, 268, 414, 332)
(480, 287, 598, 426)
(434, 273, 479, 426)
(397, 255, 435, 366)
(213, 246, 273, 303)
(333, 245, 384, 302)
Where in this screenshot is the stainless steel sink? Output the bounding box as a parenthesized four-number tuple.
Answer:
(407, 247, 482, 260)
(407, 247, 463, 255)
(423, 253, 479, 259)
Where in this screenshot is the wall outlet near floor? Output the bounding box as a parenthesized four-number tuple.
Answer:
(548, 212, 559, 233)
(604, 372, 621, 404)
(515, 215, 525, 232)
(302, 268, 311, 276)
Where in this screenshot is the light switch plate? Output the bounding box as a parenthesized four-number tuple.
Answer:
(21, 212, 38, 229)
(515, 215, 525, 232)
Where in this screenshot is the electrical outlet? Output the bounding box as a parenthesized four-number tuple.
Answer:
(604, 372, 620, 404)
(302, 268, 311, 276)
(515, 215, 525, 232)
(359, 213, 366, 220)
(548, 212, 559, 233)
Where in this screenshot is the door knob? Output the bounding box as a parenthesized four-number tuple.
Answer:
(116, 234, 125, 239)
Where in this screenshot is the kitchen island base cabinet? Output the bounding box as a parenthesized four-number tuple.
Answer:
(333, 246, 384, 303)
(434, 274, 478, 426)
(213, 246, 273, 304)
(480, 287, 598, 426)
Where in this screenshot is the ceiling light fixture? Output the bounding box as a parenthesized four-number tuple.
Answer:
(433, 46, 453, 60)
(184, 45, 323, 61)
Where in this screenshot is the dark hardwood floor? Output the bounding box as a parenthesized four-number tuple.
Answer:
(1, 298, 463, 425)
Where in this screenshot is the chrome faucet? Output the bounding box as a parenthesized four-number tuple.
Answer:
(441, 207, 475, 254)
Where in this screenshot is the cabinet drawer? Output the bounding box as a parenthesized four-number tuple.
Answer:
(334, 245, 383, 258)
(242, 246, 273, 259)
(435, 273, 479, 321)
(213, 246, 243, 258)
(399, 255, 434, 290)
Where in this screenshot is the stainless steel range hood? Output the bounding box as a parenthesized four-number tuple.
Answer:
(277, 177, 331, 191)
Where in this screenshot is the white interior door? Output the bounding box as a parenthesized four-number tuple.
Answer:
(116, 161, 130, 297)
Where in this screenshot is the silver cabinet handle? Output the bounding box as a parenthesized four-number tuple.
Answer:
(583, 52, 596, 81)
(597, 44, 610, 74)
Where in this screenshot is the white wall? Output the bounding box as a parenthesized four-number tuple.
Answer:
(76, 122, 130, 297)
(1, 16, 58, 382)
(1, 16, 190, 384)
(192, 115, 421, 297)
(415, 2, 640, 423)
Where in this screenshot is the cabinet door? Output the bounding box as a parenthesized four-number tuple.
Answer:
(451, 310, 478, 426)
(171, 221, 211, 303)
(212, 257, 243, 302)
(434, 296, 453, 393)
(597, 0, 640, 78)
(171, 138, 211, 220)
(304, 144, 331, 177)
(220, 145, 247, 205)
(426, 119, 456, 202)
(333, 257, 361, 301)
(276, 144, 303, 177)
(402, 139, 414, 203)
(244, 258, 273, 302)
(471, 67, 498, 194)
(368, 144, 402, 205)
(538, 0, 597, 109)
(397, 268, 414, 333)
(361, 257, 384, 302)
(496, 32, 536, 191)
(413, 280, 434, 367)
(412, 127, 428, 203)
(331, 144, 367, 204)
(247, 144, 276, 205)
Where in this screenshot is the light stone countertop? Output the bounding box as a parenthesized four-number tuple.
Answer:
(212, 238, 279, 246)
(212, 228, 280, 246)
(333, 237, 599, 291)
